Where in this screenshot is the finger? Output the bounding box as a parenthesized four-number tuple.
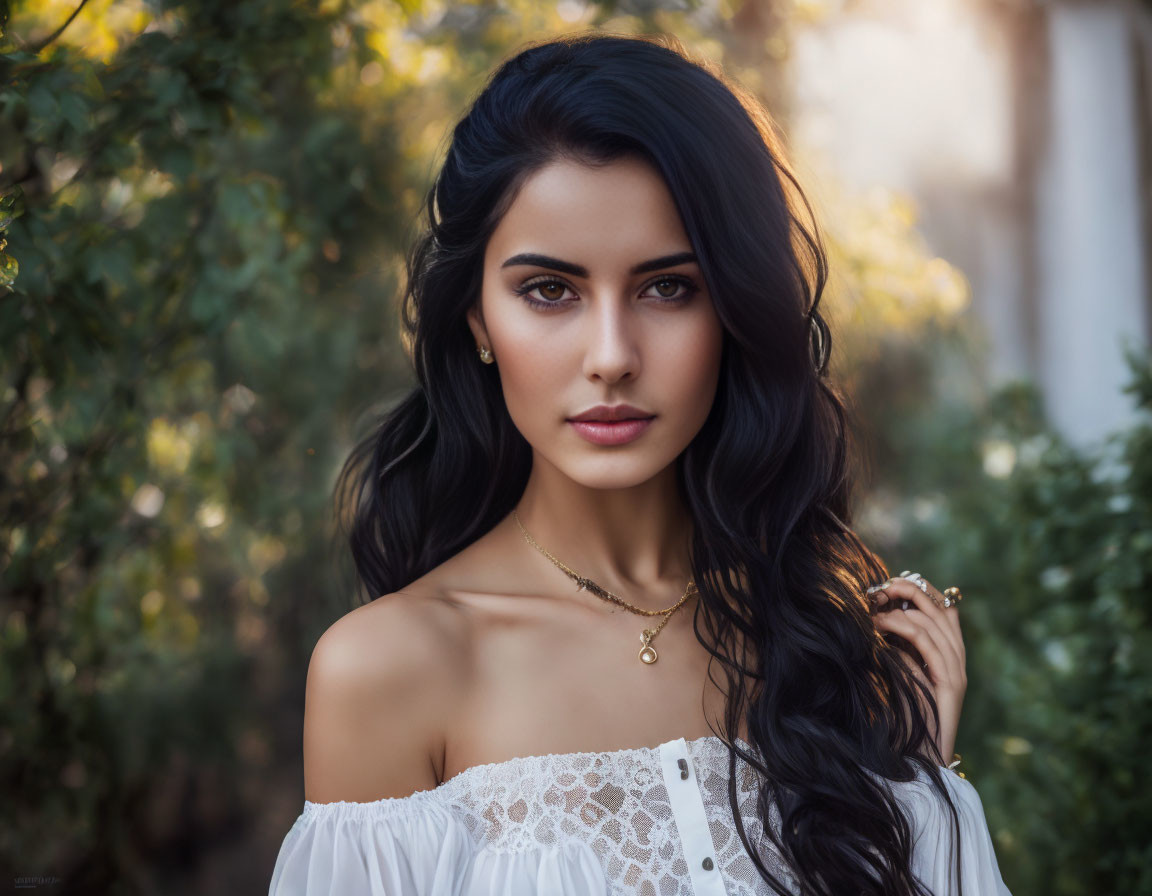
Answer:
(880, 575, 945, 616)
(874, 607, 961, 688)
(926, 580, 964, 655)
(909, 575, 965, 659)
(903, 573, 964, 640)
(874, 606, 951, 672)
(875, 577, 965, 664)
(865, 583, 891, 611)
(874, 613, 960, 701)
(867, 576, 927, 612)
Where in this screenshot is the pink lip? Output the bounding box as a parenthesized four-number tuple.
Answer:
(568, 417, 654, 445)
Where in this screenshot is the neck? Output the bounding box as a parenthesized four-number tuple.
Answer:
(511, 457, 694, 610)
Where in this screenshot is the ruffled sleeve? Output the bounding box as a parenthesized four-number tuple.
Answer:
(268, 794, 477, 896)
(900, 768, 1013, 895)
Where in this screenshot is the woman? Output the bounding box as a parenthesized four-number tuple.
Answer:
(269, 32, 1011, 896)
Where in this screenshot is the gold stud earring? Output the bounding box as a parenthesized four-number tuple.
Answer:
(477, 345, 494, 364)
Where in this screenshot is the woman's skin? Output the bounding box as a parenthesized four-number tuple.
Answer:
(301, 154, 966, 804)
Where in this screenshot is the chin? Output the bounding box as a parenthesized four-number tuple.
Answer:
(551, 454, 678, 489)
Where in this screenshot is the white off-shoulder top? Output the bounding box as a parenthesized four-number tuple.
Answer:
(269, 734, 1013, 895)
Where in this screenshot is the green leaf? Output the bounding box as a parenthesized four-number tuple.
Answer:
(59, 92, 91, 135)
(157, 143, 194, 178)
(0, 250, 16, 287)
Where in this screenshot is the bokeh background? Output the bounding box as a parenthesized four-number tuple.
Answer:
(2, 0, 1150, 893)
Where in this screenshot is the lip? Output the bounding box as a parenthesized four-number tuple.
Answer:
(567, 403, 654, 422)
(568, 417, 654, 446)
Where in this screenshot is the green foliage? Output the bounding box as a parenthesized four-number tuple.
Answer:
(0, 0, 417, 889)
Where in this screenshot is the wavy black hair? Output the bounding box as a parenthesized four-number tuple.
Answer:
(334, 31, 965, 896)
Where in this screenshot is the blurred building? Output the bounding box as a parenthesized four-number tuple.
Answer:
(791, 0, 1152, 451)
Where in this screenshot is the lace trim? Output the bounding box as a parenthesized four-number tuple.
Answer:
(440, 735, 770, 896)
(299, 735, 963, 896)
(301, 734, 729, 816)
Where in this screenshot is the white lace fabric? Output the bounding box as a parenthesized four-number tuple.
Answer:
(269, 735, 1013, 895)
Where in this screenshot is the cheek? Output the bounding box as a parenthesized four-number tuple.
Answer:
(483, 300, 547, 370)
(491, 332, 568, 421)
(662, 318, 724, 414)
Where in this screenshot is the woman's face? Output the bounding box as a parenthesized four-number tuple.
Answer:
(467, 155, 725, 489)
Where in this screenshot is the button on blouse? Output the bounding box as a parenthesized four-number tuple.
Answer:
(659, 738, 730, 895)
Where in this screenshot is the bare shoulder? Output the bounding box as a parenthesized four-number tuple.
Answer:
(302, 586, 472, 803)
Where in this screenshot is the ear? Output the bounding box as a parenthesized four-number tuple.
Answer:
(466, 301, 490, 350)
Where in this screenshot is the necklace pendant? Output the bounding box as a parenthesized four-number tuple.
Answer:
(638, 630, 658, 665)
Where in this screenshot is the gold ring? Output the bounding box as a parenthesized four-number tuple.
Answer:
(942, 586, 963, 608)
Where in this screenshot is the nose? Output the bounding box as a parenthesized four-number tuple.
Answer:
(582, 293, 641, 384)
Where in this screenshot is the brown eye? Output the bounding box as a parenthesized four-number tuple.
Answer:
(643, 275, 699, 303)
(513, 277, 575, 307)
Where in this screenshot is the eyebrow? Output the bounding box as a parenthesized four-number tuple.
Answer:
(500, 251, 698, 277)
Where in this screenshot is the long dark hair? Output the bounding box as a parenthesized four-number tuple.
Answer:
(334, 32, 965, 896)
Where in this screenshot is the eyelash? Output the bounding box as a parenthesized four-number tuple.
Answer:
(512, 274, 701, 310)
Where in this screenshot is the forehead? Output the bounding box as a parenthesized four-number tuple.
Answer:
(485, 156, 691, 265)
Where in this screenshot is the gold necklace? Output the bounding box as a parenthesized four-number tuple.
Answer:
(513, 508, 696, 665)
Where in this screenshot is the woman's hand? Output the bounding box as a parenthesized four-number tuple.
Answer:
(868, 573, 967, 764)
